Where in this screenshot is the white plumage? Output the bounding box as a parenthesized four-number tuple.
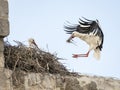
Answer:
(28, 38, 39, 49)
(64, 17, 104, 60)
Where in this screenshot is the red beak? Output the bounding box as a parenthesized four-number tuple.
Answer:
(66, 35, 74, 43)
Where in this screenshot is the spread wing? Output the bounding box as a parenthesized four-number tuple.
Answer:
(64, 17, 104, 50)
(64, 17, 96, 34)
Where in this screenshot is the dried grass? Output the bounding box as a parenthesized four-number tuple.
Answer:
(4, 40, 79, 86)
(4, 41, 70, 74)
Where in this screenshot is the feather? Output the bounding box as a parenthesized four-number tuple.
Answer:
(64, 17, 104, 59)
(64, 17, 104, 51)
(82, 16, 93, 22)
(79, 18, 92, 25)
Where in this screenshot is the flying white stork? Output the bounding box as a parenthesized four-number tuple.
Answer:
(64, 17, 104, 59)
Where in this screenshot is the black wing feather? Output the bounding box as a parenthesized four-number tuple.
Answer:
(82, 17, 93, 22)
(79, 18, 92, 25)
(64, 17, 104, 51)
(96, 26, 104, 51)
(64, 18, 94, 34)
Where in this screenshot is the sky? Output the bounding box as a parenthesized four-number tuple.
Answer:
(7, 0, 120, 78)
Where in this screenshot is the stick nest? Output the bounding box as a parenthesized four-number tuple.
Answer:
(4, 41, 78, 76)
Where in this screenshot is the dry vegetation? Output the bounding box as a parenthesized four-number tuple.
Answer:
(4, 40, 78, 86)
(4, 41, 69, 74)
(4, 41, 78, 86)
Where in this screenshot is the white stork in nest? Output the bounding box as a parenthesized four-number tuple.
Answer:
(28, 38, 39, 49)
(64, 17, 104, 59)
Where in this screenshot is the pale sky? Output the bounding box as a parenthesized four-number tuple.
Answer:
(8, 0, 120, 78)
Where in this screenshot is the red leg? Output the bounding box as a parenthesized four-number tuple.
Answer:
(72, 51, 90, 58)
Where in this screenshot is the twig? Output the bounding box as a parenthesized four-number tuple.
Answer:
(13, 53, 20, 73)
(46, 44, 49, 52)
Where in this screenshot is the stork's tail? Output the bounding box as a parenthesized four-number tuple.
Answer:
(93, 48, 101, 60)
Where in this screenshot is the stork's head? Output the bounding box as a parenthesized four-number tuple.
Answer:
(28, 38, 35, 43)
(66, 31, 79, 43)
(28, 38, 38, 48)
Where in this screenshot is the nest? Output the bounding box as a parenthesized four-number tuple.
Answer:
(4, 40, 79, 86)
(4, 41, 70, 74)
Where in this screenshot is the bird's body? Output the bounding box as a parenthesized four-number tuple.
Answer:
(64, 17, 104, 59)
(28, 38, 39, 50)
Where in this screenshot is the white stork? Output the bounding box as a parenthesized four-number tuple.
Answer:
(28, 38, 39, 49)
(64, 17, 104, 59)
